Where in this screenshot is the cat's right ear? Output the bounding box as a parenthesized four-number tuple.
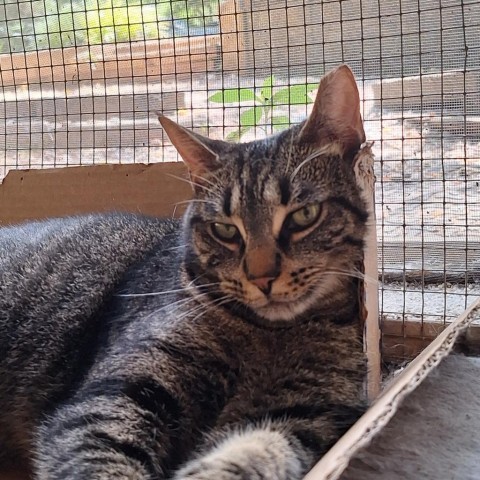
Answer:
(299, 65, 365, 158)
(157, 114, 223, 184)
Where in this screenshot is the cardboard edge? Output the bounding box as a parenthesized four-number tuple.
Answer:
(304, 296, 480, 480)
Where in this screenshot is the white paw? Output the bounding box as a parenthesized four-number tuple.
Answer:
(174, 457, 247, 480)
(173, 427, 304, 480)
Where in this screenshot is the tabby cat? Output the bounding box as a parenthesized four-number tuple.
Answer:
(0, 65, 368, 480)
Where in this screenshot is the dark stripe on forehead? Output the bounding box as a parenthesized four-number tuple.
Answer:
(259, 167, 270, 199)
(329, 196, 369, 223)
(245, 157, 256, 203)
(279, 176, 291, 205)
(223, 187, 232, 216)
(236, 149, 246, 200)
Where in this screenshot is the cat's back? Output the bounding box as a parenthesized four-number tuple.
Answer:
(0, 213, 176, 270)
(0, 212, 181, 363)
(0, 213, 181, 466)
(0, 212, 180, 298)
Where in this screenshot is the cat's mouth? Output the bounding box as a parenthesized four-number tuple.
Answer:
(247, 290, 317, 322)
(243, 274, 341, 322)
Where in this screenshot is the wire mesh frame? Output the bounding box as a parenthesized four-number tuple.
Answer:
(1, 0, 479, 358)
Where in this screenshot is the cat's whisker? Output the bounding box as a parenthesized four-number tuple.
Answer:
(163, 244, 187, 252)
(115, 282, 221, 298)
(202, 295, 234, 314)
(145, 290, 222, 322)
(176, 292, 232, 319)
(290, 146, 329, 182)
(351, 267, 383, 288)
(186, 273, 222, 289)
(174, 199, 218, 207)
(187, 273, 207, 287)
(189, 172, 218, 188)
(212, 297, 235, 310)
(175, 299, 221, 322)
(189, 296, 234, 323)
(322, 269, 380, 287)
(283, 264, 379, 288)
(166, 173, 217, 196)
(146, 299, 203, 324)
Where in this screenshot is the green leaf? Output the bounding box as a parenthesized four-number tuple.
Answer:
(271, 115, 290, 132)
(208, 88, 256, 104)
(271, 115, 290, 126)
(270, 88, 290, 105)
(306, 82, 319, 90)
(260, 75, 275, 103)
(240, 106, 263, 127)
(226, 126, 251, 142)
(226, 130, 241, 142)
(272, 83, 318, 105)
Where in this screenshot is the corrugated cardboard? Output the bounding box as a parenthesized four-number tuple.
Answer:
(0, 162, 191, 226)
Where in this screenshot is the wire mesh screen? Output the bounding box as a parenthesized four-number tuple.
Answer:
(1, 0, 479, 359)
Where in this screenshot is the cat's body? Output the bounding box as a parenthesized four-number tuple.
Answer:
(0, 66, 369, 479)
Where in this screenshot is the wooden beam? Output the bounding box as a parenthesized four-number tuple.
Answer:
(382, 318, 480, 362)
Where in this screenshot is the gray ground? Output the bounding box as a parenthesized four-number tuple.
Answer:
(341, 355, 480, 480)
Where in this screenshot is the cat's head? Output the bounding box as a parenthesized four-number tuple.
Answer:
(158, 65, 368, 325)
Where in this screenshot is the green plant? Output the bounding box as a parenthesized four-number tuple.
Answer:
(208, 76, 319, 141)
(0, 0, 220, 54)
(83, 0, 165, 45)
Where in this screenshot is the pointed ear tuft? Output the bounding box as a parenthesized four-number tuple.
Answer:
(299, 64, 365, 156)
(157, 114, 222, 181)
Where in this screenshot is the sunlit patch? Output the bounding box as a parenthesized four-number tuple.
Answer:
(272, 206, 288, 238)
(230, 215, 247, 241)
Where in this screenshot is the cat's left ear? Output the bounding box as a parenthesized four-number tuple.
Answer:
(157, 114, 225, 182)
(299, 65, 365, 157)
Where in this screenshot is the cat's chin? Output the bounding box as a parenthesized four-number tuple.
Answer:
(253, 301, 310, 323)
(252, 291, 324, 323)
(248, 276, 345, 324)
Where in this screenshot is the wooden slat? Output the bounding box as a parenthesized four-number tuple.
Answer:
(382, 318, 480, 362)
(379, 241, 480, 283)
(0, 36, 220, 87)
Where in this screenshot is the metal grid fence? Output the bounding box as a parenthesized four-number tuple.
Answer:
(1, 0, 480, 358)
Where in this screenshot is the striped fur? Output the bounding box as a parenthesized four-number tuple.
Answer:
(0, 65, 369, 479)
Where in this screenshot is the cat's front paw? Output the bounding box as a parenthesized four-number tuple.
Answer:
(173, 457, 245, 480)
(173, 427, 306, 480)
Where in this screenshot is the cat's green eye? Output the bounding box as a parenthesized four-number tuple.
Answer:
(211, 222, 240, 243)
(290, 203, 321, 229)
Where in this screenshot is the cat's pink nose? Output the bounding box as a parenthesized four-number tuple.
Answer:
(250, 277, 275, 295)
